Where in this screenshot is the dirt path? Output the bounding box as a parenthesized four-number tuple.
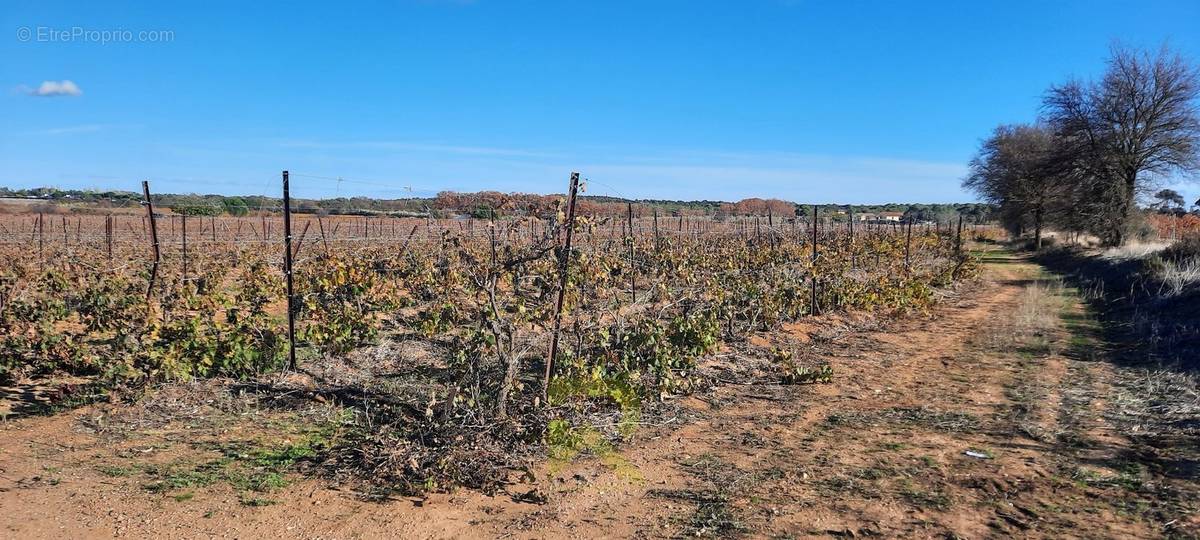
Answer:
(2, 249, 1197, 538)
(503, 249, 1187, 539)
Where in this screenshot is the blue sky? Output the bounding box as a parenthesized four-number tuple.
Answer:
(2, 1, 1198, 203)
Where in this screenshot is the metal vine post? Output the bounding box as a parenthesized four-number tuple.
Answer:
(955, 214, 964, 256)
(905, 219, 913, 272)
(141, 180, 161, 301)
(810, 204, 818, 316)
(181, 214, 188, 283)
(282, 170, 298, 371)
(627, 202, 636, 303)
(544, 171, 580, 403)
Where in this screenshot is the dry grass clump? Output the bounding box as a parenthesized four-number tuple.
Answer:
(1013, 279, 1065, 335)
(1076, 237, 1200, 300)
(1100, 242, 1170, 261)
(1153, 257, 1200, 298)
(973, 276, 1064, 352)
(1109, 368, 1200, 439)
(1146, 236, 1200, 299)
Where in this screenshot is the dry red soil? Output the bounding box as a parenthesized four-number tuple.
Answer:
(2, 251, 1197, 539)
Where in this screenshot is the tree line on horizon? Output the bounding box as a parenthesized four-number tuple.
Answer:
(0, 185, 992, 223)
(965, 44, 1200, 248)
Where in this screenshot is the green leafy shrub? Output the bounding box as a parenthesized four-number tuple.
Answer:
(298, 256, 388, 354)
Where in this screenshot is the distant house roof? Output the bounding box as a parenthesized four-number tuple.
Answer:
(880, 211, 905, 217)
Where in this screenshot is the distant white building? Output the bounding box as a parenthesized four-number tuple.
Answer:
(856, 211, 904, 222)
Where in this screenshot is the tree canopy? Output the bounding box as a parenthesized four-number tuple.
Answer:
(966, 44, 1200, 247)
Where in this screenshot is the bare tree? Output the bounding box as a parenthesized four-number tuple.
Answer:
(1044, 44, 1200, 245)
(964, 123, 1064, 249)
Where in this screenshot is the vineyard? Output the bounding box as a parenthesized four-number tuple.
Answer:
(0, 175, 982, 496)
(1148, 212, 1200, 241)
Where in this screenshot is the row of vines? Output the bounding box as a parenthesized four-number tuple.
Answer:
(0, 204, 981, 492)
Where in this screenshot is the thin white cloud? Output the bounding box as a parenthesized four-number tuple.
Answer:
(121, 137, 973, 203)
(39, 124, 106, 135)
(542, 149, 970, 202)
(24, 80, 83, 97)
(25, 123, 139, 136)
(278, 140, 556, 159)
(298, 145, 970, 202)
(575, 155, 972, 203)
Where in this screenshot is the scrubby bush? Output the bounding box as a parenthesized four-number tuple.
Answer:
(1160, 235, 1200, 263)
